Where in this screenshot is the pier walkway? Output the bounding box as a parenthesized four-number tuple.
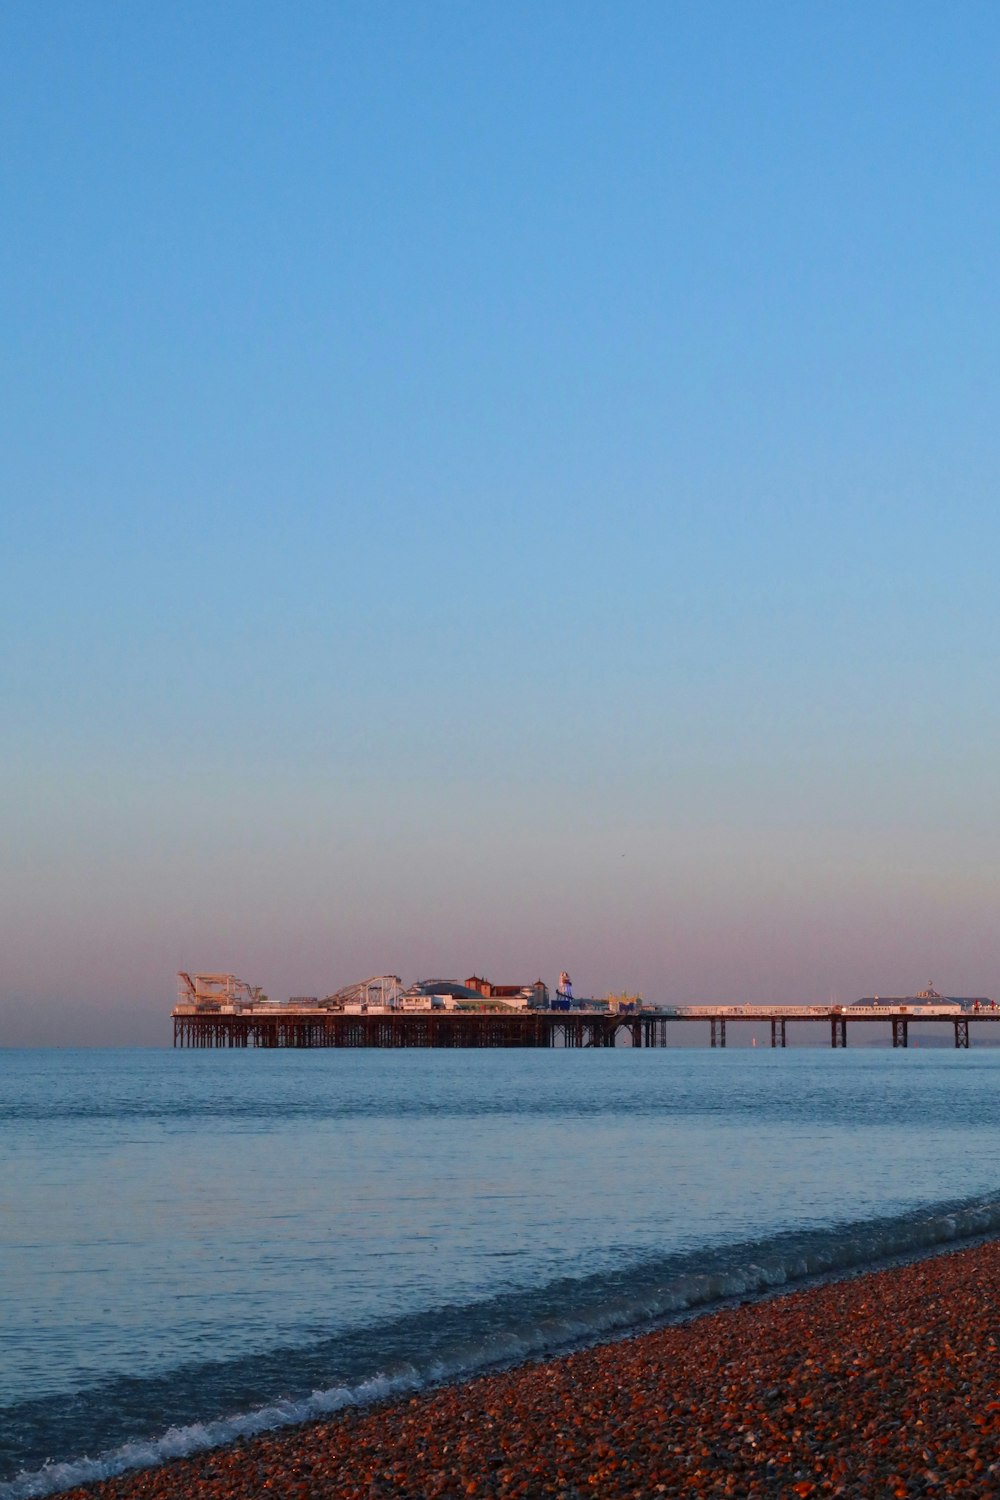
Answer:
(172, 1005, 995, 1049)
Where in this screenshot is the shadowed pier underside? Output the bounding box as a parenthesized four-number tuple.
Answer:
(172, 1009, 987, 1049)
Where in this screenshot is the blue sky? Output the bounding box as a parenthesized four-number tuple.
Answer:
(3, 2, 999, 1042)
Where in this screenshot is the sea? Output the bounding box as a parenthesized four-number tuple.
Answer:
(3, 1045, 1000, 1497)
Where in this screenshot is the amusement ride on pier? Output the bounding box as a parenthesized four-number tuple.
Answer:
(172, 975, 997, 1050)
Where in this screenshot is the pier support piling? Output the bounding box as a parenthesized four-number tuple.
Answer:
(170, 1006, 992, 1051)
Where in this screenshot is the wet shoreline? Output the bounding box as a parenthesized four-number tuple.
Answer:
(57, 1237, 1000, 1498)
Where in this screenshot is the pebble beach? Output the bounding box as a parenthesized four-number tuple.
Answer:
(62, 1238, 1000, 1500)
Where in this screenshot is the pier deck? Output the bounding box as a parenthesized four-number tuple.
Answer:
(172, 1007, 995, 1049)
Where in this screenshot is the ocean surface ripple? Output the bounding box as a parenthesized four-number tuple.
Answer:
(2, 1046, 999, 1495)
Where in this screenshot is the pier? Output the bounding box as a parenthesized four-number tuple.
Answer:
(172, 1005, 991, 1049)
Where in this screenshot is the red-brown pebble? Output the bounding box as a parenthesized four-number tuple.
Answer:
(62, 1240, 1000, 1498)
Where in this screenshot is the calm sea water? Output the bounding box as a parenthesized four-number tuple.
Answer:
(3, 1046, 1000, 1495)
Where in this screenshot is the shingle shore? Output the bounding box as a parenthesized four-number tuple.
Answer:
(66, 1239, 1000, 1499)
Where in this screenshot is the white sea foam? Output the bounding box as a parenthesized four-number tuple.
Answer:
(5, 1197, 1000, 1500)
(0, 1371, 423, 1500)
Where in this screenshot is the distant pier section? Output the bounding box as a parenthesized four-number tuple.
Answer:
(173, 975, 997, 1049)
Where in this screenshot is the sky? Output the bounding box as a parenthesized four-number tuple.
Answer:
(3, 2, 1000, 1044)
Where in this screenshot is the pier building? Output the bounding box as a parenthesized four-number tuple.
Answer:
(464, 976, 549, 1007)
(853, 984, 994, 1010)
